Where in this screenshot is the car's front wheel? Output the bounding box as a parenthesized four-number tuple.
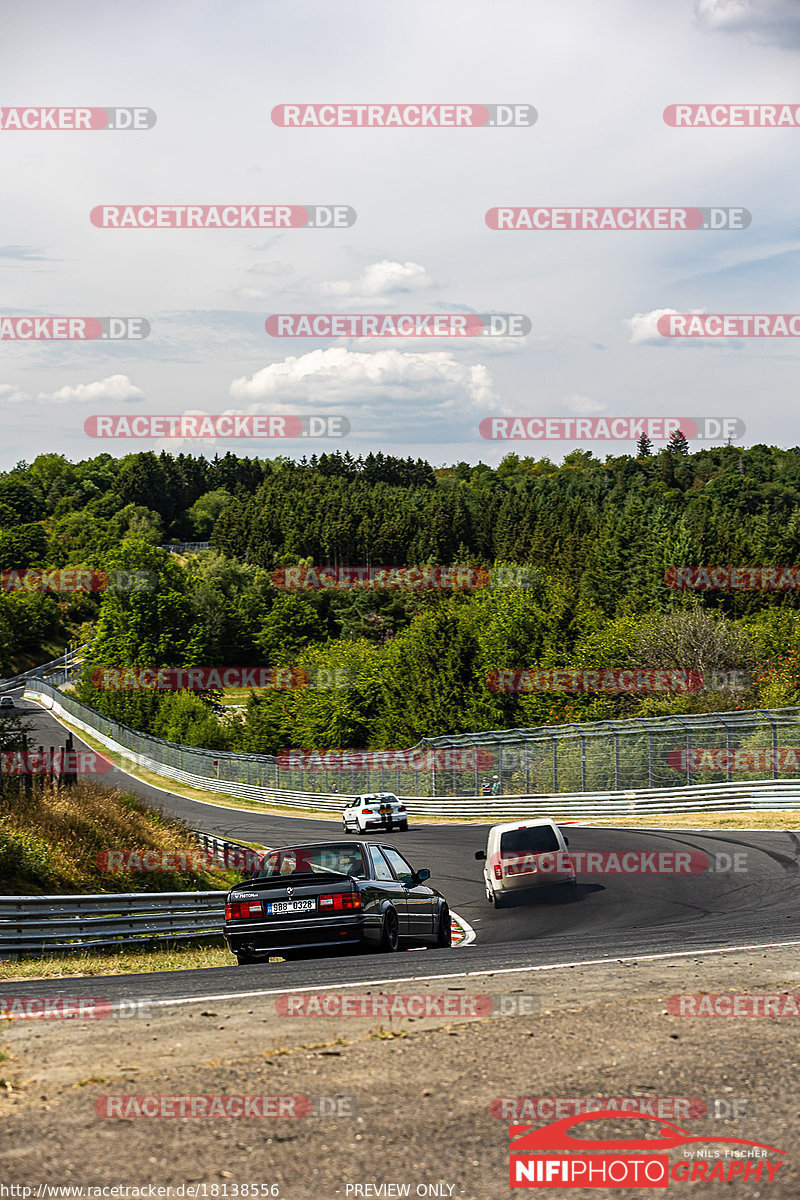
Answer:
(379, 907, 400, 952)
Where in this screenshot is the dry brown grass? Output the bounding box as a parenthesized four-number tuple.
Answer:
(0, 777, 239, 894)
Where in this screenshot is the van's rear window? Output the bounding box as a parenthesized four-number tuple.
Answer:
(500, 826, 559, 855)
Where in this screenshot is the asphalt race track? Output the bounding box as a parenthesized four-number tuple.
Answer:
(5, 689, 800, 1003)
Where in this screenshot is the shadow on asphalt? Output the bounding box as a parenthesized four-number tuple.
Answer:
(492, 882, 604, 909)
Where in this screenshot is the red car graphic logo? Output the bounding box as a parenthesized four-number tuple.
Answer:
(510, 1111, 785, 1155)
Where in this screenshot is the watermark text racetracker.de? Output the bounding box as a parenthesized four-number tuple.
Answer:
(271, 565, 537, 590)
(0, 106, 156, 130)
(276, 748, 495, 771)
(488, 667, 753, 695)
(487, 668, 704, 694)
(96, 847, 268, 874)
(480, 417, 744, 441)
(94, 1094, 355, 1118)
(669, 747, 800, 773)
(666, 566, 800, 590)
(668, 993, 800, 1016)
(658, 313, 800, 337)
(271, 103, 536, 127)
(1, 750, 113, 776)
(88, 666, 356, 691)
(0, 317, 149, 340)
(497, 849, 738, 875)
(265, 313, 530, 337)
(492, 1096, 748, 1120)
(84, 415, 348, 439)
(273, 993, 539, 1018)
(1, 568, 155, 593)
(486, 206, 750, 230)
(91, 205, 355, 229)
(664, 104, 800, 127)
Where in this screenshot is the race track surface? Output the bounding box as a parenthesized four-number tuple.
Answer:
(6, 690, 800, 1002)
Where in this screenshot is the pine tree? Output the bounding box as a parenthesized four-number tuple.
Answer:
(667, 429, 690, 456)
(636, 434, 653, 459)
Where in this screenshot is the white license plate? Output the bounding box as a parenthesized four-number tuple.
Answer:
(267, 899, 316, 915)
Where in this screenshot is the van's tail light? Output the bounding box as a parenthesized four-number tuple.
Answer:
(493, 864, 503, 880)
(319, 891, 362, 911)
(225, 900, 263, 920)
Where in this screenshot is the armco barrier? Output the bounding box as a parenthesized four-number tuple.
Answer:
(0, 891, 225, 957)
(22, 678, 800, 820)
(0, 647, 83, 693)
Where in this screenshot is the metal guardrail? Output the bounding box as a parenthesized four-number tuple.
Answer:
(21, 681, 800, 819)
(0, 891, 226, 957)
(0, 648, 83, 693)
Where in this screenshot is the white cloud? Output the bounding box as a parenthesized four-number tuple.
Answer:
(561, 393, 608, 414)
(0, 384, 28, 405)
(319, 260, 434, 303)
(230, 286, 271, 302)
(693, 0, 800, 47)
(37, 374, 144, 405)
(229, 347, 498, 414)
(624, 308, 706, 346)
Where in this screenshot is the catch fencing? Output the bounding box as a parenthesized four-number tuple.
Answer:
(21, 678, 800, 818)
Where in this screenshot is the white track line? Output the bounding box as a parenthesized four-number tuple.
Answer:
(127, 938, 800, 1011)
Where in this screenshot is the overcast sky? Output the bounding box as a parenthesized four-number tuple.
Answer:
(1, 0, 799, 471)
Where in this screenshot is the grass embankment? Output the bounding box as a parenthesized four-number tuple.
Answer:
(0, 777, 242, 895)
(0, 940, 235, 980)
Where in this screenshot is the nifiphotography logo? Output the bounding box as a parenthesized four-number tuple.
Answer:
(508, 1111, 785, 1188)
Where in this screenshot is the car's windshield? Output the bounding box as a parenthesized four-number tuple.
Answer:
(256, 843, 367, 879)
(500, 826, 560, 855)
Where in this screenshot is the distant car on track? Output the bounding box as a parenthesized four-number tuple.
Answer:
(343, 792, 408, 833)
(223, 839, 450, 964)
(0, 696, 14, 710)
(475, 817, 575, 907)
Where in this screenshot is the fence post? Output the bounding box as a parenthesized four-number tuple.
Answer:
(769, 713, 779, 780)
(552, 736, 558, 793)
(580, 735, 586, 792)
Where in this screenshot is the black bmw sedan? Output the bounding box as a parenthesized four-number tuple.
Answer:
(223, 840, 451, 964)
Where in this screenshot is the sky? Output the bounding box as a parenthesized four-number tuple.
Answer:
(1, 0, 799, 470)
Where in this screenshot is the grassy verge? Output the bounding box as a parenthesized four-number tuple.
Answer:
(586, 810, 800, 830)
(0, 774, 241, 894)
(0, 938, 236, 981)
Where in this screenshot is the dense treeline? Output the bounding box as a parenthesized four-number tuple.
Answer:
(3, 442, 800, 751)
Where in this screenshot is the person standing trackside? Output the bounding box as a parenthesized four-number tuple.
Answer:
(491, 774, 501, 796)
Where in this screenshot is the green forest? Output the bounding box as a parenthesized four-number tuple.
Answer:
(2, 439, 800, 754)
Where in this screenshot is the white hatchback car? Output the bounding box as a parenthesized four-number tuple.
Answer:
(475, 818, 575, 906)
(343, 792, 408, 833)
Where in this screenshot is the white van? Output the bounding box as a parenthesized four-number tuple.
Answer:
(475, 818, 575, 906)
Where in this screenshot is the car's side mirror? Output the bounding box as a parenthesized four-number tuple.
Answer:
(415, 868, 431, 883)
(474, 850, 486, 861)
